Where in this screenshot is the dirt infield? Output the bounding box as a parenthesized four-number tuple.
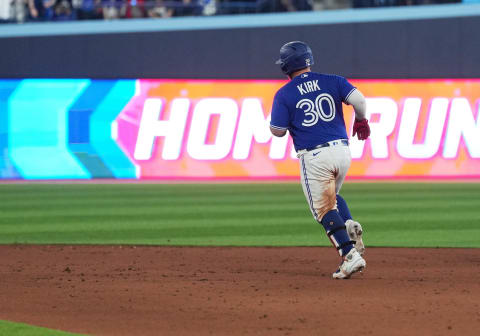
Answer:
(1, 246, 479, 336)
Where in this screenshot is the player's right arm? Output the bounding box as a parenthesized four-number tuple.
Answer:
(270, 91, 289, 137)
(337, 76, 370, 140)
(347, 89, 370, 140)
(346, 89, 367, 121)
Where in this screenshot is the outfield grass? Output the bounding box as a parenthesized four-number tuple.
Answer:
(0, 182, 478, 248)
(0, 320, 83, 336)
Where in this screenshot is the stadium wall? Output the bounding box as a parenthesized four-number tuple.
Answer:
(1, 4, 479, 180)
(1, 4, 480, 79)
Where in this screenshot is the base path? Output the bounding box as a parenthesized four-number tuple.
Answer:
(1, 246, 479, 336)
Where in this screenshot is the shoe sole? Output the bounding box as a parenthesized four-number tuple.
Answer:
(333, 259, 366, 279)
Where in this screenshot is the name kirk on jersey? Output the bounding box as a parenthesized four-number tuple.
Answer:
(297, 80, 321, 95)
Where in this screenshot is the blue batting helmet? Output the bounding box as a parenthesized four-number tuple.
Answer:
(275, 41, 314, 75)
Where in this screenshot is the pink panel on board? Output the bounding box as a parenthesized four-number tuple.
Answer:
(115, 79, 480, 179)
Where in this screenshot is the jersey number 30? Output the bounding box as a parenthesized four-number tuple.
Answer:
(296, 93, 336, 127)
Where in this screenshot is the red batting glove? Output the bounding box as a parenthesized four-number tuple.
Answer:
(353, 118, 371, 140)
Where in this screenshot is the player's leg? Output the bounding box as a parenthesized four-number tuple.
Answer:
(336, 195, 365, 254)
(300, 150, 365, 279)
(334, 146, 365, 255)
(329, 145, 366, 278)
(299, 150, 355, 257)
(332, 148, 352, 221)
(337, 193, 365, 255)
(336, 194, 352, 222)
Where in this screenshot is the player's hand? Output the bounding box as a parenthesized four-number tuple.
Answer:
(353, 118, 370, 140)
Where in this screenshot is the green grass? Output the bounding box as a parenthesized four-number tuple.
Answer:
(0, 182, 479, 248)
(0, 320, 83, 336)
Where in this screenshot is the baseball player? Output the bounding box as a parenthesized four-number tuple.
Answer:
(270, 41, 370, 279)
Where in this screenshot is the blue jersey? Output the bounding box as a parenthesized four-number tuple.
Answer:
(270, 72, 356, 151)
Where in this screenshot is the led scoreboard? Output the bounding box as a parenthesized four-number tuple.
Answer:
(0, 79, 479, 179)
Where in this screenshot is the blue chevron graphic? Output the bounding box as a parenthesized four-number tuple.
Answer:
(0, 80, 21, 178)
(90, 80, 137, 178)
(8, 79, 91, 179)
(68, 81, 118, 178)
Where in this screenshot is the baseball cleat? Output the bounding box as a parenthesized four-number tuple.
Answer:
(345, 219, 365, 255)
(332, 248, 366, 279)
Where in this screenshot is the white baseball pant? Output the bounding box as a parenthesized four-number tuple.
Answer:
(298, 140, 352, 222)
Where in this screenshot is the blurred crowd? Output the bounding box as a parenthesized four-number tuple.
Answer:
(0, 0, 477, 23)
